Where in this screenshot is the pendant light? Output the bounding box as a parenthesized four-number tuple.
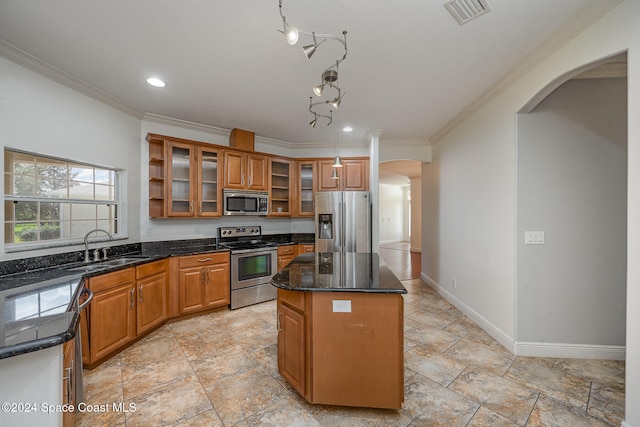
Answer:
(333, 109, 343, 171)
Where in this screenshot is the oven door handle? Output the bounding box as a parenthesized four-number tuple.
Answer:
(78, 288, 94, 311)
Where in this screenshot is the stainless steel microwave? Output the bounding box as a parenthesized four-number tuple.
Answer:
(223, 190, 269, 215)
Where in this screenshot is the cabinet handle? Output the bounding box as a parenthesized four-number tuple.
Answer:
(78, 288, 93, 311)
(190, 200, 194, 214)
(241, 175, 245, 186)
(249, 174, 252, 186)
(138, 284, 144, 303)
(277, 311, 282, 332)
(199, 201, 202, 215)
(198, 258, 213, 262)
(63, 360, 73, 403)
(130, 288, 135, 308)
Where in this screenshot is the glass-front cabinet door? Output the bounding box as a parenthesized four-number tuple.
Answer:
(167, 142, 195, 217)
(197, 147, 221, 216)
(296, 161, 315, 217)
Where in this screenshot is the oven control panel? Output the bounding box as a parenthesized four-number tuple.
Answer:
(218, 226, 262, 238)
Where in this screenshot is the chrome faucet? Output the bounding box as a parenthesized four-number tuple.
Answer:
(84, 229, 113, 263)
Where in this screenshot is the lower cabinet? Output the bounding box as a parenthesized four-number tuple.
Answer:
(82, 259, 168, 368)
(296, 244, 314, 256)
(277, 288, 404, 409)
(277, 289, 308, 397)
(277, 245, 296, 270)
(62, 338, 75, 427)
(177, 252, 230, 314)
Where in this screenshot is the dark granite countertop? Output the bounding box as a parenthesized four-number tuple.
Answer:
(271, 252, 407, 294)
(0, 232, 315, 359)
(0, 243, 229, 359)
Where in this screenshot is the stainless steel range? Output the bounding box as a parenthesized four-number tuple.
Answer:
(217, 226, 277, 309)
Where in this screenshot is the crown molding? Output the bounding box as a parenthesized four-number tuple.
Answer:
(0, 38, 144, 119)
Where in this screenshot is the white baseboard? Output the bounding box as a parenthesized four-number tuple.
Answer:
(515, 342, 625, 360)
(419, 273, 626, 361)
(420, 273, 516, 353)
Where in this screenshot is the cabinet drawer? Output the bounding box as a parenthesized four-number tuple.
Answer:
(179, 251, 229, 268)
(88, 268, 135, 293)
(278, 245, 295, 256)
(278, 288, 305, 312)
(136, 259, 167, 279)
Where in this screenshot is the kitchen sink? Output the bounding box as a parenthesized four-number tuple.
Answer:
(99, 257, 151, 266)
(65, 256, 151, 272)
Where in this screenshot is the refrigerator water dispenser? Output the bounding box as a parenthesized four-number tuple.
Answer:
(318, 213, 333, 239)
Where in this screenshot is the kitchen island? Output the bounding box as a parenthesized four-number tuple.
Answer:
(271, 252, 406, 410)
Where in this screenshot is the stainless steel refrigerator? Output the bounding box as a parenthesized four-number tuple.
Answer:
(315, 191, 371, 253)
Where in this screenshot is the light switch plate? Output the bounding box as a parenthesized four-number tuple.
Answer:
(525, 231, 545, 245)
(332, 300, 352, 313)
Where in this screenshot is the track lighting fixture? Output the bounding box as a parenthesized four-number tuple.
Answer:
(278, 0, 348, 127)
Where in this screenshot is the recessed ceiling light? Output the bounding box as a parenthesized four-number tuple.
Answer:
(342, 126, 353, 132)
(146, 77, 166, 88)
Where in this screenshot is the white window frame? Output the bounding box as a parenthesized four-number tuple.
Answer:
(4, 148, 122, 252)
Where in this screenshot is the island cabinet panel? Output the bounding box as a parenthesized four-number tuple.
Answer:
(276, 286, 404, 410)
(277, 302, 306, 395)
(309, 292, 404, 409)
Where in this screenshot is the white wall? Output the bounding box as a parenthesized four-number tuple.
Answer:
(517, 78, 627, 355)
(378, 184, 405, 244)
(0, 57, 141, 261)
(422, 1, 639, 424)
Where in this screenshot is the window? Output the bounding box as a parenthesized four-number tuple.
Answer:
(4, 149, 119, 249)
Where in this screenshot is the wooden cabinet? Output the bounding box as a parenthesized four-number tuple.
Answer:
(85, 268, 137, 364)
(177, 252, 230, 314)
(296, 244, 314, 256)
(62, 338, 76, 427)
(277, 291, 308, 396)
(278, 245, 296, 271)
(148, 137, 166, 218)
(223, 150, 267, 191)
(277, 288, 404, 409)
(147, 134, 222, 218)
(196, 146, 222, 217)
(82, 260, 168, 367)
(148, 133, 370, 218)
(136, 260, 168, 335)
(269, 157, 292, 216)
(317, 158, 369, 191)
(295, 160, 315, 217)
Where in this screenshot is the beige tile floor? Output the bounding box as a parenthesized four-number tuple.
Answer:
(77, 278, 625, 427)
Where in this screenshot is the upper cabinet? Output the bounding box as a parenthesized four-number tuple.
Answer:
(269, 157, 292, 216)
(223, 150, 267, 191)
(316, 158, 369, 192)
(147, 134, 222, 218)
(147, 133, 369, 219)
(295, 160, 315, 217)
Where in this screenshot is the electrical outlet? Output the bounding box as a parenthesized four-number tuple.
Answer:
(525, 231, 545, 245)
(332, 300, 352, 313)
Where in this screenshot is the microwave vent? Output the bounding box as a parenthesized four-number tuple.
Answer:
(444, 0, 490, 25)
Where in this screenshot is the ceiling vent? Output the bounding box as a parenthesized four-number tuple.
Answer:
(444, 0, 491, 25)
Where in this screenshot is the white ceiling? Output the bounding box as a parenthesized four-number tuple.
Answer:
(0, 0, 620, 146)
